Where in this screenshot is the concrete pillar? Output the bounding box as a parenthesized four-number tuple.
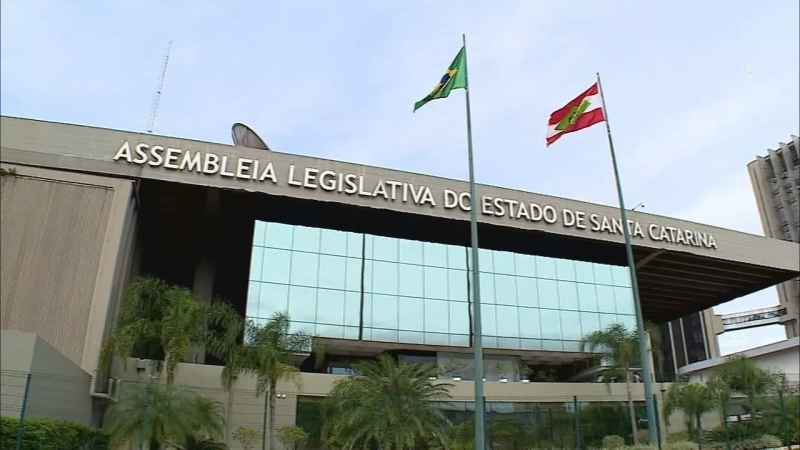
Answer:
(187, 188, 220, 364)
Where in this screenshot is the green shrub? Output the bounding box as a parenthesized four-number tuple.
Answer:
(667, 431, 692, 443)
(636, 430, 650, 444)
(0, 415, 109, 449)
(665, 442, 699, 450)
(602, 435, 626, 448)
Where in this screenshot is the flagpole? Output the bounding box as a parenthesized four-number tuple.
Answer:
(596, 72, 658, 444)
(462, 33, 487, 450)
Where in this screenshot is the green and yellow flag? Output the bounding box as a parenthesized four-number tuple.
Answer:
(413, 46, 467, 112)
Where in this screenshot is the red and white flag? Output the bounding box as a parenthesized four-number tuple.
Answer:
(546, 83, 606, 147)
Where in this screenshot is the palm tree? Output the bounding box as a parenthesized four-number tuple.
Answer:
(99, 276, 241, 384)
(579, 322, 661, 445)
(321, 354, 454, 450)
(217, 311, 323, 450)
(664, 378, 717, 448)
(107, 382, 226, 449)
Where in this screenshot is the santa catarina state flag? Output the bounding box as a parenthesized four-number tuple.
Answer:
(546, 82, 605, 146)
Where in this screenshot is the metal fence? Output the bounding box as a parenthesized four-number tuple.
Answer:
(1, 371, 798, 450)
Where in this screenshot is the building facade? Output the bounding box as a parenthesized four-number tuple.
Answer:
(1, 116, 799, 438)
(748, 136, 800, 338)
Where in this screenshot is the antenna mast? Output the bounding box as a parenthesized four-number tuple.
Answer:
(146, 40, 172, 134)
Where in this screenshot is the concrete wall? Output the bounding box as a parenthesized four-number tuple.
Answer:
(0, 164, 135, 376)
(0, 330, 93, 425)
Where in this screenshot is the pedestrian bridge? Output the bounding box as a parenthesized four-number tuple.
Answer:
(719, 305, 788, 333)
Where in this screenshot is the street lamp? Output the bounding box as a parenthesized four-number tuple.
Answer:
(632, 202, 645, 211)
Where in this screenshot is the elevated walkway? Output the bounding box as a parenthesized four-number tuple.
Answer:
(718, 306, 787, 333)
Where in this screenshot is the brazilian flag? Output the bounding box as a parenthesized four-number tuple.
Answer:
(414, 46, 467, 112)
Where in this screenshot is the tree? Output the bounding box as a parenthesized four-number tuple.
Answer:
(99, 276, 241, 384)
(664, 378, 717, 448)
(217, 311, 323, 450)
(709, 355, 783, 413)
(321, 354, 454, 450)
(579, 322, 661, 445)
(106, 382, 226, 449)
(277, 425, 309, 450)
(234, 427, 260, 450)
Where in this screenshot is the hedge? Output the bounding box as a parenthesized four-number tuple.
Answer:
(0, 415, 109, 449)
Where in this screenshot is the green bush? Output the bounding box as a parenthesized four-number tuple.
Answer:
(626, 444, 698, 450)
(667, 431, 691, 443)
(706, 434, 783, 450)
(602, 435, 626, 448)
(0, 415, 109, 449)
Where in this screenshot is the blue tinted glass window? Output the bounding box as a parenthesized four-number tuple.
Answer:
(372, 261, 398, 295)
(557, 281, 579, 311)
(515, 254, 536, 278)
(494, 251, 516, 275)
(540, 309, 561, 340)
(346, 233, 363, 258)
(320, 229, 348, 256)
(264, 223, 293, 249)
(317, 288, 344, 325)
(424, 266, 449, 300)
(399, 296, 424, 331)
(250, 247, 264, 281)
(536, 257, 557, 280)
(424, 242, 448, 268)
(574, 261, 595, 283)
(292, 226, 320, 253)
(480, 304, 497, 336)
(373, 236, 398, 262)
(261, 248, 291, 284)
(561, 311, 581, 341)
(290, 252, 319, 287)
(593, 264, 614, 285)
(371, 294, 398, 329)
(447, 245, 466, 270)
(399, 239, 424, 265)
(619, 314, 636, 331)
(555, 259, 576, 281)
(258, 282, 288, 317)
(596, 285, 616, 313)
(449, 301, 469, 336)
(580, 312, 601, 336)
(248, 219, 654, 353)
(518, 307, 541, 339)
(479, 272, 496, 304)
(344, 292, 361, 327)
(577, 283, 598, 312)
(598, 313, 618, 329)
(496, 305, 520, 339)
(318, 255, 346, 290)
(614, 287, 634, 315)
(516, 277, 538, 307)
(345, 258, 361, 292)
(288, 286, 317, 323)
(447, 269, 468, 301)
(398, 264, 424, 298)
(253, 221, 267, 247)
(247, 281, 260, 316)
(494, 275, 517, 306)
(611, 266, 631, 287)
(477, 249, 494, 273)
(537, 279, 559, 309)
(424, 299, 449, 333)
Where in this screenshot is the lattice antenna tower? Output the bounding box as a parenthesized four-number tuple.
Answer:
(146, 40, 172, 134)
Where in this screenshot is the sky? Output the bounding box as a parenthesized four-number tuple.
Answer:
(2, 1, 798, 355)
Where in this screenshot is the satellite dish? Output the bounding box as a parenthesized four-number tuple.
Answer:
(231, 123, 271, 151)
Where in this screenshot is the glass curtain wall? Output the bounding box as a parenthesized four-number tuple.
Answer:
(247, 221, 636, 352)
